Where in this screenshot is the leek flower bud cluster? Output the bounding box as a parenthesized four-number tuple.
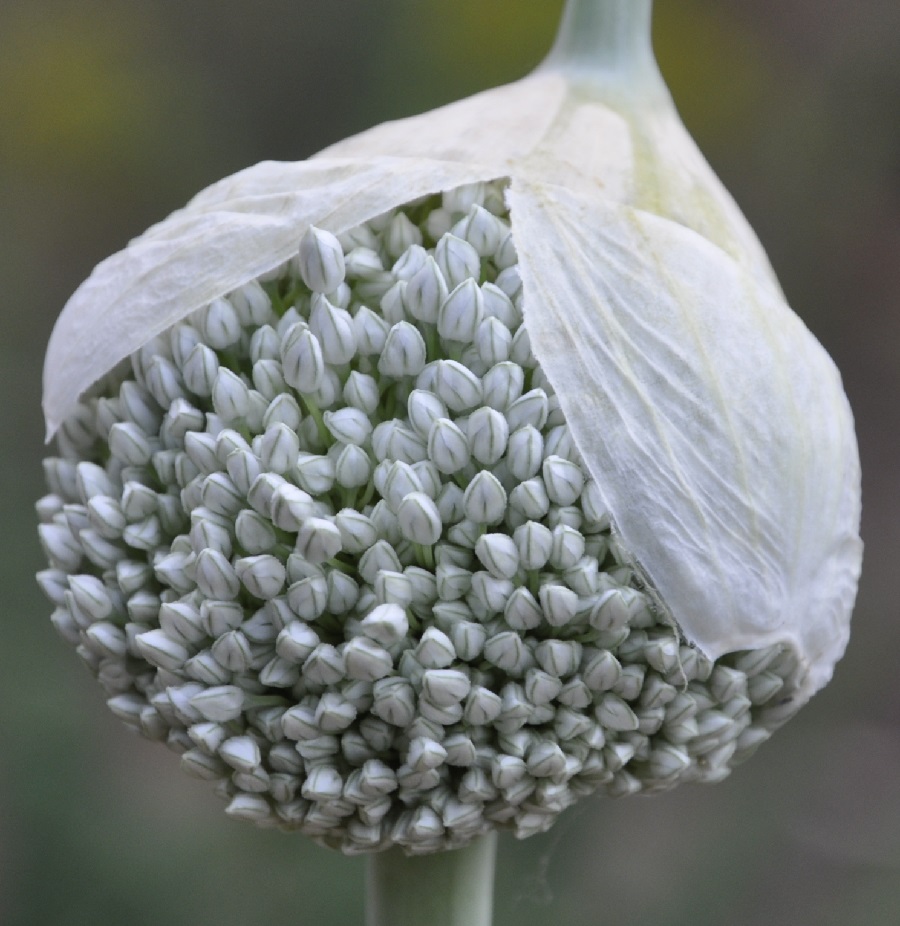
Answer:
(37, 0, 861, 857)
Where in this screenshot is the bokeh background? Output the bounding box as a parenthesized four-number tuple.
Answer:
(2, 0, 898, 923)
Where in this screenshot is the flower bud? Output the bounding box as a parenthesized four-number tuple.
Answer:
(298, 226, 345, 294)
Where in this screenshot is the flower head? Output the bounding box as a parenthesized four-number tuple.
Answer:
(37, 0, 861, 855)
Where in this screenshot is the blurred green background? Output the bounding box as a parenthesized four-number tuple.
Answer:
(2, 0, 898, 923)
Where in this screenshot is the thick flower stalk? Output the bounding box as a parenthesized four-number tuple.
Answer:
(36, 0, 862, 913)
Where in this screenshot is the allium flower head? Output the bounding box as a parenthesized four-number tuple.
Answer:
(38, 0, 861, 856)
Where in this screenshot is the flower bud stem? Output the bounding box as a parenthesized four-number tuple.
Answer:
(542, 0, 661, 95)
(366, 833, 497, 926)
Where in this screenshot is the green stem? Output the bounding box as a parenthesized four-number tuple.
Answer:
(540, 0, 662, 96)
(366, 834, 497, 926)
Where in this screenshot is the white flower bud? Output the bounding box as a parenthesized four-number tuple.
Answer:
(460, 686, 501, 726)
(256, 423, 299, 475)
(218, 735, 261, 773)
(331, 509, 377, 555)
(378, 321, 427, 378)
(281, 324, 325, 394)
(276, 620, 320, 663)
(75, 461, 117, 501)
(198, 472, 242, 518)
(118, 381, 161, 435)
(510, 521, 550, 572)
(180, 342, 219, 397)
(435, 233, 480, 289)
(427, 488, 462, 533)
(385, 212, 424, 259)
(596, 693, 640, 733)
(293, 453, 336, 495)
(86, 495, 126, 539)
(535, 639, 582, 678)
(182, 432, 218, 478)
(222, 449, 261, 497)
(164, 399, 206, 445)
(344, 245, 383, 280)
(494, 231, 518, 271)
(229, 279, 272, 327)
(372, 419, 427, 465)
(466, 406, 509, 466)
(481, 283, 520, 331)
(435, 560, 473, 601)
(159, 600, 205, 645)
(475, 316, 513, 366)
(37, 570, 69, 608)
(342, 371, 380, 416)
(122, 515, 162, 551)
(474, 533, 519, 579)
(581, 648, 622, 692)
(483, 631, 529, 674)
(379, 281, 408, 327)
(448, 621, 486, 661)
(407, 737, 448, 772)
(84, 621, 127, 658)
(268, 481, 314, 531)
(542, 455, 585, 508)
(199, 297, 242, 350)
(508, 478, 550, 522)
(404, 390, 445, 441)
(438, 278, 484, 343)
(190, 685, 244, 723)
(548, 525, 585, 572)
(332, 444, 370, 489)
(248, 325, 280, 364)
(169, 323, 202, 369)
(414, 626, 456, 669)
(234, 554, 286, 600)
(298, 225, 345, 294)
(538, 583, 578, 627)
(372, 676, 417, 727)
(135, 629, 190, 673)
(425, 418, 469, 475)
(433, 360, 482, 412)
(588, 588, 634, 633)
(353, 306, 390, 355)
(309, 294, 357, 364)
(212, 368, 251, 422)
(185, 650, 232, 685)
(359, 602, 408, 646)
(323, 407, 372, 446)
(108, 422, 152, 466)
(453, 204, 504, 257)
(506, 388, 549, 432)
(299, 643, 344, 687)
(397, 492, 443, 546)
(421, 669, 471, 708)
(249, 358, 285, 401)
(195, 548, 241, 599)
(119, 484, 156, 524)
(495, 266, 523, 308)
(406, 256, 448, 324)
(287, 574, 329, 620)
(475, 574, 518, 622)
(295, 517, 342, 564)
(152, 550, 194, 593)
(463, 471, 507, 525)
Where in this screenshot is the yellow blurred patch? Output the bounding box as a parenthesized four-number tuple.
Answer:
(0, 8, 176, 181)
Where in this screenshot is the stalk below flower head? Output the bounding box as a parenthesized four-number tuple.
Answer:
(37, 0, 861, 858)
